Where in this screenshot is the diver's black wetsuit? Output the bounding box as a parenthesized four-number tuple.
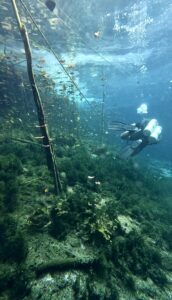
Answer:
(109, 118, 161, 158)
(129, 136, 150, 156)
(119, 119, 153, 158)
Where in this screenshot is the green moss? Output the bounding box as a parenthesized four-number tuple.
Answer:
(0, 154, 22, 177)
(58, 146, 92, 186)
(0, 154, 22, 211)
(0, 264, 16, 292)
(162, 227, 172, 250)
(88, 278, 119, 300)
(0, 216, 27, 263)
(0, 264, 30, 299)
(28, 207, 50, 232)
(49, 186, 96, 238)
(0, 133, 169, 299)
(148, 269, 167, 286)
(111, 230, 166, 287)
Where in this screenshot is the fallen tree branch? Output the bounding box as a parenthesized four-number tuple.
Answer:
(11, 0, 62, 195)
(35, 257, 99, 277)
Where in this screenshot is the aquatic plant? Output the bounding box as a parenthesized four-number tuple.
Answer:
(0, 154, 22, 211)
(48, 185, 94, 238)
(0, 215, 27, 262)
(111, 230, 166, 286)
(162, 227, 172, 250)
(0, 263, 30, 299)
(28, 207, 50, 232)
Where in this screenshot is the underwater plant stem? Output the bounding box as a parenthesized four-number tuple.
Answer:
(10, 137, 41, 146)
(11, 0, 62, 195)
(101, 77, 105, 145)
(101, 92, 105, 145)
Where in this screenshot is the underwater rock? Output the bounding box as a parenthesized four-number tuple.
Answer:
(30, 272, 87, 300)
(117, 215, 140, 234)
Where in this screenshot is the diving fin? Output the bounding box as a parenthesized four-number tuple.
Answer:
(108, 121, 136, 132)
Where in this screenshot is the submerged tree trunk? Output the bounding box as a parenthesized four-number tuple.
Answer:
(11, 0, 62, 195)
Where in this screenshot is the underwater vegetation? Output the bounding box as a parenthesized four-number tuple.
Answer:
(0, 134, 170, 299)
(0, 153, 29, 299)
(0, 18, 172, 297)
(0, 53, 172, 298)
(0, 140, 171, 299)
(1, 0, 172, 297)
(0, 154, 22, 211)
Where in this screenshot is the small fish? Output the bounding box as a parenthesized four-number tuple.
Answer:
(45, 0, 56, 12)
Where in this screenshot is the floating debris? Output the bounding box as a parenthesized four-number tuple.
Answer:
(94, 31, 101, 38)
(88, 176, 95, 180)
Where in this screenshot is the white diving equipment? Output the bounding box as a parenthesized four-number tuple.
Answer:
(143, 119, 158, 136)
(149, 125, 162, 143)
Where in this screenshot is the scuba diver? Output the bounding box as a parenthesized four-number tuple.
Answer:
(109, 104, 162, 158)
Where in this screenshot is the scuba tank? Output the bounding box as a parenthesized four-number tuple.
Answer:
(149, 125, 162, 143)
(143, 119, 158, 136)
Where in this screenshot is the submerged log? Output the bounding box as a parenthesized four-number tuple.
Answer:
(35, 257, 99, 277)
(11, 0, 62, 195)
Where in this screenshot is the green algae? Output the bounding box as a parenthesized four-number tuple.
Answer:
(0, 132, 172, 299)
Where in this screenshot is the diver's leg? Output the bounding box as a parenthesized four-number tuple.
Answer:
(120, 140, 146, 158)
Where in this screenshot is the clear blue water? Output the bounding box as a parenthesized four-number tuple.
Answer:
(1, 0, 172, 162)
